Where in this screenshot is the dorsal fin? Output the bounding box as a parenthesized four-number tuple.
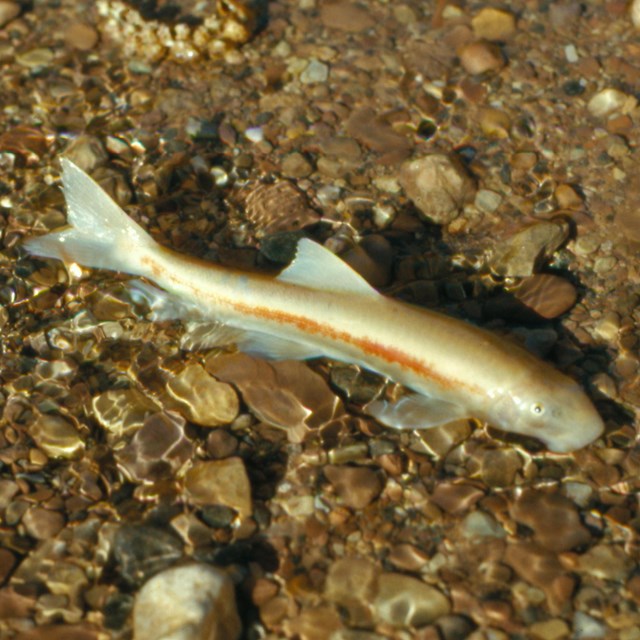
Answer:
(277, 238, 380, 297)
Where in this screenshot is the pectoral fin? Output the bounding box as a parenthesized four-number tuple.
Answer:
(365, 393, 469, 430)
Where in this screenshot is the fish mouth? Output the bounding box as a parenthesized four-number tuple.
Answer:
(543, 416, 605, 453)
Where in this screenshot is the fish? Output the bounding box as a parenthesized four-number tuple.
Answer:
(23, 159, 605, 453)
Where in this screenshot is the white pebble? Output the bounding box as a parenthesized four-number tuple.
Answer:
(133, 564, 241, 640)
(587, 88, 636, 118)
(631, 0, 640, 28)
(244, 126, 264, 143)
(300, 58, 329, 84)
(564, 44, 578, 63)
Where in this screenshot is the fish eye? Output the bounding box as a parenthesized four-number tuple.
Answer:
(531, 402, 545, 416)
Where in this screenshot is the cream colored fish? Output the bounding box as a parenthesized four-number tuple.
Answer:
(23, 159, 604, 452)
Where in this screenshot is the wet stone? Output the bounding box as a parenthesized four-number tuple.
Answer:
(116, 412, 194, 482)
(529, 618, 570, 640)
(184, 458, 252, 518)
(577, 544, 632, 581)
(460, 510, 506, 539)
(92, 388, 161, 441)
(324, 557, 379, 627)
(480, 448, 522, 487)
(513, 274, 578, 319)
(459, 40, 505, 75)
(21, 506, 65, 540)
(166, 364, 239, 427)
(430, 482, 484, 515)
(399, 154, 476, 224)
(300, 58, 329, 84)
(324, 464, 383, 509)
(510, 490, 591, 552)
(30, 413, 85, 459)
(490, 219, 570, 277)
(471, 8, 516, 41)
(373, 573, 450, 627)
(319, 2, 375, 32)
(281, 151, 313, 178)
(133, 564, 241, 640)
(64, 22, 99, 51)
(113, 524, 184, 587)
(0, 2, 19, 28)
(587, 88, 635, 118)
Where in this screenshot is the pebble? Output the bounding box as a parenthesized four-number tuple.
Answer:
(490, 219, 570, 277)
(300, 58, 329, 84)
(64, 22, 99, 51)
(460, 510, 506, 539)
(632, 0, 640, 28)
(430, 482, 484, 515)
(577, 544, 632, 581)
(529, 618, 570, 640)
(474, 188, 502, 213)
(399, 154, 476, 224)
(0, 1, 19, 28)
(346, 107, 412, 163)
(281, 151, 313, 178)
(166, 364, 239, 427)
(319, 2, 375, 32)
(15, 48, 54, 69)
(513, 274, 578, 319)
(114, 524, 184, 586)
(324, 464, 383, 509)
(30, 413, 85, 459)
(325, 557, 380, 626)
(478, 107, 511, 138)
(116, 412, 194, 482)
(480, 448, 522, 487)
(22, 506, 65, 540)
(133, 564, 241, 640)
(373, 573, 450, 627)
(184, 458, 252, 518)
(458, 41, 505, 75)
(63, 135, 108, 173)
(510, 490, 591, 552)
(92, 388, 161, 440)
(572, 611, 607, 639)
(587, 88, 635, 118)
(471, 8, 516, 41)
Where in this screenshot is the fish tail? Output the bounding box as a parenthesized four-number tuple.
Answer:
(22, 158, 156, 276)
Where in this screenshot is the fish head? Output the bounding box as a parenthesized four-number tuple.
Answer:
(489, 371, 604, 452)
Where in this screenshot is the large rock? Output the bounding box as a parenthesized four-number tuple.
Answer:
(133, 564, 241, 640)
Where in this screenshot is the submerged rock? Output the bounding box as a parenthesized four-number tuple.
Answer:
(133, 564, 241, 640)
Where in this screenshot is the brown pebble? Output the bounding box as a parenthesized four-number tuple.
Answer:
(281, 151, 313, 178)
(324, 464, 383, 509)
(185, 458, 252, 518)
(430, 482, 484, 515)
(319, 2, 375, 32)
(22, 506, 65, 540)
(510, 490, 591, 552)
(399, 153, 476, 224)
(471, 8, 516, 41)
(0, 1, 18, 27)
(64, 22, 99, 51)
(513, 274, 578, 319)
(459, 40, 505, 75)
(554, 184, 583, 209)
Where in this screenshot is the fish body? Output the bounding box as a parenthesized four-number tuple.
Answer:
(23, 159, 605, 452)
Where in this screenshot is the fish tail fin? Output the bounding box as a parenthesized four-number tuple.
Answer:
(22, 158, 157, 276)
